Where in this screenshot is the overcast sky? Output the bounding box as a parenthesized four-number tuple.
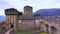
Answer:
(0, 0, 60, 15)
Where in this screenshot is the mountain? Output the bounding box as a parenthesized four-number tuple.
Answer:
(0, 15, 6, 20)
(34, 8, 60, 17)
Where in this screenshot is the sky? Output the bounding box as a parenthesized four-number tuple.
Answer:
(0, 0, 60, 16)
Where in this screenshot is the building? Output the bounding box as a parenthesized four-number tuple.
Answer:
(5, 6, 41, 32)
(5, 6, 60, 34)
(5, 5, 60, 34)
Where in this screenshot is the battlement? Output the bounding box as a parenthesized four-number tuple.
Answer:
(24, 6, 32, 9)
(5, 8, 22, 15)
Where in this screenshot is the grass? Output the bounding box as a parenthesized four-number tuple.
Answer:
(17, 30, 39, 34)
(17, 30, 47, 34)
(40, 32, 47, 34)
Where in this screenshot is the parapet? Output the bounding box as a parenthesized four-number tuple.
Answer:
(24, 6, 32, 9)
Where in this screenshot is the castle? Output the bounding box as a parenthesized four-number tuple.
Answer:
(4, 6, 60, 34)
(5, 6, 41, 32)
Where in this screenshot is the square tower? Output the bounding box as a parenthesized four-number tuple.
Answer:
(24, 6, 33, 17)
(5, 8, 22, 32)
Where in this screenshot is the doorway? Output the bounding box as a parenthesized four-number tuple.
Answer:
(46, 24, 49, 33)
(11, 24, 14, 28)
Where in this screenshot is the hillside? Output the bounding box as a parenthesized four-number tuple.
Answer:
(34, 8, 60, 17)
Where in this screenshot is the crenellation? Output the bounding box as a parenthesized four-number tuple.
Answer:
(5, 8, 21, 15)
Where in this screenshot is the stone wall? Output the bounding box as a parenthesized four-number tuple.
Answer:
(43, 17, 60, 34)
(18, 19, 35, 30)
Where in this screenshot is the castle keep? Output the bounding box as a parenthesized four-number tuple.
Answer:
(5, 6, 40, 31)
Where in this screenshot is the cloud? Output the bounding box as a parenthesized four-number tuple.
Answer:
(0, 0, 60, 15)
(0, 0, 13, 15)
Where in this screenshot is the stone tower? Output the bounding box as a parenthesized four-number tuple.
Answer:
(5, 8, 19, 31)
(24, 6, 33, 17)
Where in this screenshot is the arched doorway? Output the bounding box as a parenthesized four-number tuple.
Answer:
(11, 24, 14, 28)
(11, 24, 14, 33)
(46, 24, 49, 33)
(51, 26, 57, 34)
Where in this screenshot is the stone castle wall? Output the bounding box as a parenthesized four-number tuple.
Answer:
(18, 19, 35, 30)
